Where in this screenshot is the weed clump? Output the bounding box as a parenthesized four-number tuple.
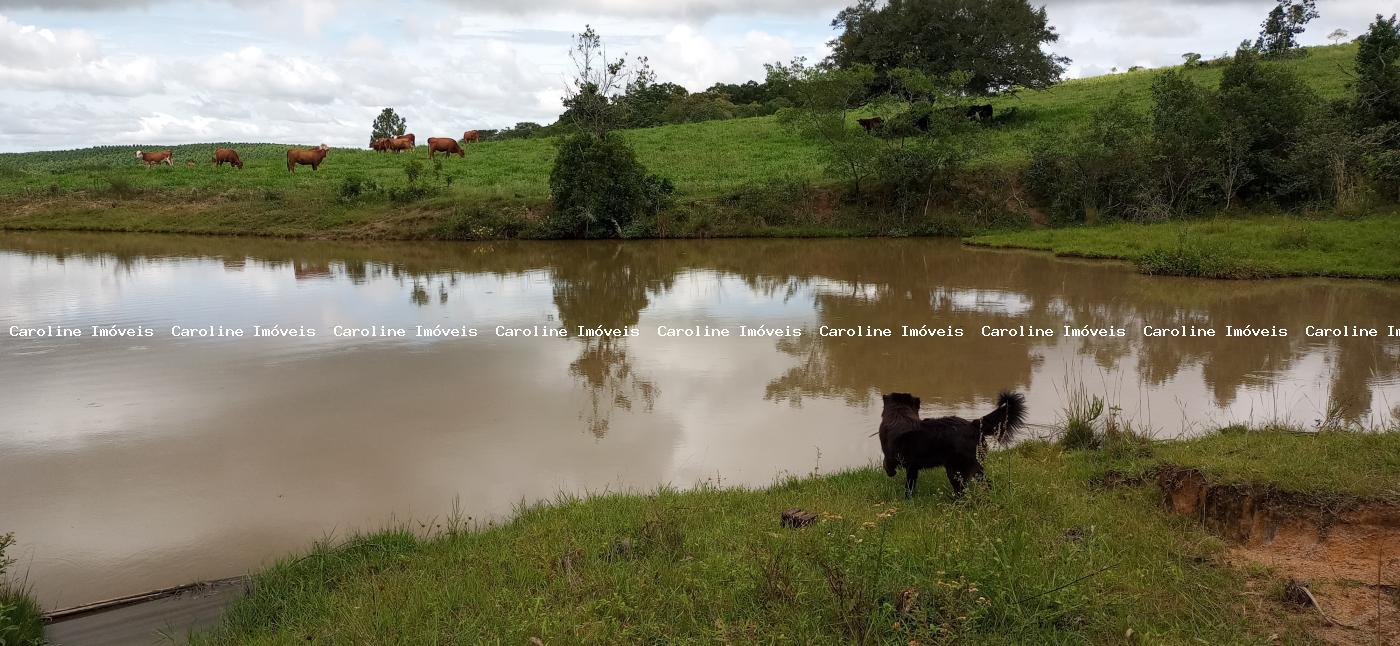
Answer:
(0, 533, 44, 646)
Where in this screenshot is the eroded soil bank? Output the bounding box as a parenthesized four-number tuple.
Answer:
(1155, 467, 1399, 644)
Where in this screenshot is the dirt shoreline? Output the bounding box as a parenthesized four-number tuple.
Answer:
(1155, 467, 1400, 644)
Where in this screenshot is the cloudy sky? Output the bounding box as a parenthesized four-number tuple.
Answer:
(0, 0, 1388, 152)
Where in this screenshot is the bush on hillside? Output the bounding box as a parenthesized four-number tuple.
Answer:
(548, 133, 673, 238)
(1217, 46, 1319, 202)
(1151, 70, 1223, 216)
(1026, 94, 1155, 223)
(870, 134, 971, 231)
(1354, 14, 1400, 126)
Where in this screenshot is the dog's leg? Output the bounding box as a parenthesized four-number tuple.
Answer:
(884, 454, 899, 478)
(970, 460, 988, 487)
(904, 468, 920, 498)
(946, 468, 966, 498)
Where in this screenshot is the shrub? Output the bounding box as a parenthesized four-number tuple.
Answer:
(102, 175, 140, 198)
(1026, 94, 1155, 223)
(388, 184, 434, 204)
(547, 132, 673, 238)
(1283, 113, 1381, 212)
(870, 136, 970, 232)
(338, 174, 368, 203)
(1363, 122, 1400, 201)
(403, 159, 423, 185)
(435, 207, 532, 240)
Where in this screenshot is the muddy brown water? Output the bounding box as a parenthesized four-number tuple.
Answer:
(2, 231, 1399, 610)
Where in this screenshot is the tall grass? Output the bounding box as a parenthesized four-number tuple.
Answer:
(0, 533, 43, 646)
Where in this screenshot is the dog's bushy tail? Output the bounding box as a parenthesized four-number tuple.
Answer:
(977, 391, 1027, 445)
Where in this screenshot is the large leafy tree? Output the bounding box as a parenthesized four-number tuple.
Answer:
(370, 108, 406, 145)
(1355, 14, 1400, 125)
(1254, 0, 1319, 56)
(1217, 46, 1319, 199)
(826, 0, 1068, 95)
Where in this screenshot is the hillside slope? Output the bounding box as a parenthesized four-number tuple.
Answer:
(0, 44, 1358, 203)
(0, 44, 1369, 247)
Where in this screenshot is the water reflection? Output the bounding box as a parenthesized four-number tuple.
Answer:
(2, 231, 1398, 608)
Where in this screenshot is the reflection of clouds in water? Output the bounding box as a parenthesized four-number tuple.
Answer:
(931, 287, 1034, 317)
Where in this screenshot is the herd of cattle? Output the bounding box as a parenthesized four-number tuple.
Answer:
(856, 104, 996, 133)
(131, 109, 987, 172)
(133, 129, 487, 172)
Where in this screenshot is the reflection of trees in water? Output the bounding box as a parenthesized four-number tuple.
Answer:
(699, 240, 1400, 422)
(550, 245, 673, 437)
(764, 291, 1042, 409)
(9, 233, 1400, 424)
(409, 282, 430, 306)
(568, 338, 659, 437)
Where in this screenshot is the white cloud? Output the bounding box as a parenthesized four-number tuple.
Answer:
(190, 47, 344, 104)
(0, 15, 161, 95)
(0, 14, 99, 66)
(640, 26, 802, 91)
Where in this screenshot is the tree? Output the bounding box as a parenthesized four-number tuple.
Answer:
(1151, 70, 1222, 215)
(620, 57, 689, 128)
(560, 25, 631, 137)
(1328, 28, 1349, 45)
(1354, 15, 1400, 126)
(548, 134, 673, 238)
(1182, 52, 1203, 67)
(770, 59, 880, 194)
(369, 108, 406, 145)
(1255, 0, 1319, 56)
(827, 0, 1069, 95)
(550, 25, 672, 238)
(1218, 46, 1319, 199)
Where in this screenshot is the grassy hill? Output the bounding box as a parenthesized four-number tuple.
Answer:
(0, 44, 1365, 241)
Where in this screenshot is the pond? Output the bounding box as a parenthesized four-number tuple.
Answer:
(2, 231, 1398, 608)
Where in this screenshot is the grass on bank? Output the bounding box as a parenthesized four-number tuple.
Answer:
(1103, 426, 1400, 503)
(966, 212, 1400, 280)
(0, 534, 44, 646)
(193, 426, 1400, 644)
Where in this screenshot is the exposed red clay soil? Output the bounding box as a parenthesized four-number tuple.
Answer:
(1156, 467, 1399, 645)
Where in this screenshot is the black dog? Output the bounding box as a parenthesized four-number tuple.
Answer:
(878, 391, 1027, 498)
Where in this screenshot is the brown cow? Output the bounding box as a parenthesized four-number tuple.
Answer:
(387, 135, 415, 153)
(212, 148, 243, 169)
(286, 144, 329, 172)
(462, 130, 481, 144)
(427, 137, 464, 159)
(370, 137, 391, 152)
(135, 150, 173, 167)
